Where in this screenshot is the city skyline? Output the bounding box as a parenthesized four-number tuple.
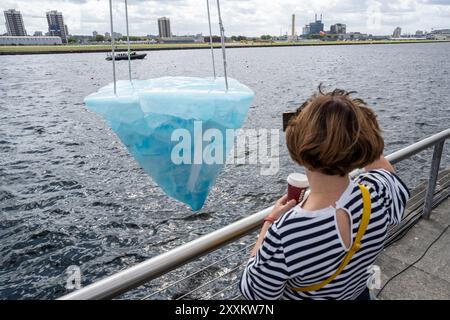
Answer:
(1, 0, 450, 37)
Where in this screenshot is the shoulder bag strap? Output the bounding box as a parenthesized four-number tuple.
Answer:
(290, 184, 371, 292)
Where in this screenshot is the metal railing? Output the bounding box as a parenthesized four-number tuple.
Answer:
(59, 128, 450, 300)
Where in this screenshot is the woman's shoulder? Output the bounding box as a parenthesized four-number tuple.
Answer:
(274, 207, 337, 238)
(355, 169, 410, 196)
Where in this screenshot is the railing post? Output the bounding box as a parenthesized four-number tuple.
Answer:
(422, 140, 445, 219)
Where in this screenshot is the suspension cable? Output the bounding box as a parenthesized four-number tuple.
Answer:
(206, 0, 216, 79)
(216, 0, 229, 91)
(124, 0, 132, 83)
(108, 0, 117, 94)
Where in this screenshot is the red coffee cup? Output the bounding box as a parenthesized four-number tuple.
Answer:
(287, 173, 309, 204)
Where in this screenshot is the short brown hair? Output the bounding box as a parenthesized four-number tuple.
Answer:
(286, 86, 384, 176)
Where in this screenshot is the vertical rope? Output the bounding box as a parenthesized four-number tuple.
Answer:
(109, 0, 117, 94)
(216, 0, 228, 91)
(124, 0, 132, 83)
(206, 0, 216, 79)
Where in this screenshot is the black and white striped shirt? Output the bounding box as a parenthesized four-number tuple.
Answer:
(240, 169, 410, 300)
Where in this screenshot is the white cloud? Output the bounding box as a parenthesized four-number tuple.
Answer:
(1, 0, 449, 36)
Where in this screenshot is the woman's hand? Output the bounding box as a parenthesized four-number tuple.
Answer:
(251, 195, 297, 257)
(268, 195, 297, 220)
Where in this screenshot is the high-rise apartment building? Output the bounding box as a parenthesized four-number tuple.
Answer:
(46, 10, 67, 43)
(4, 9, 27, 36)
(393, 27, 402, 38)
(158, 17, 171, 38)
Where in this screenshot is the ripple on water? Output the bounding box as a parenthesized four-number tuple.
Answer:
(2, 230, 74, 268)
(22, 180, 82, 195)
(2, 195, 65, 212)
(0, 189, 16, 202)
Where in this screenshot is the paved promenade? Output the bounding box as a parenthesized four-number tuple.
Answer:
(376, 188, 450, 299)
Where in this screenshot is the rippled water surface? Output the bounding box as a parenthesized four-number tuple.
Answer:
(1, 43, 450, 299)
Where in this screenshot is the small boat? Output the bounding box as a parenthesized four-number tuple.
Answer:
(106, 52, 147, 61)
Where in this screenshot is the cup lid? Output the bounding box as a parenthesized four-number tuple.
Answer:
(287, 173, 309, 188)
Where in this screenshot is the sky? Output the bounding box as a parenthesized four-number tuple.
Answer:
(1, 0, 450, 37)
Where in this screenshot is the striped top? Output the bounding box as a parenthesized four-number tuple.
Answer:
(240, 169, 410, 300)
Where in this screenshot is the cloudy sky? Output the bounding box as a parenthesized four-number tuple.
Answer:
(1, 0, 450, 36)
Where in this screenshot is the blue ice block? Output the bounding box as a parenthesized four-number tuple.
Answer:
(84, 77, 254, 210)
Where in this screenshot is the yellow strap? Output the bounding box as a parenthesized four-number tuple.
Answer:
(290, 184, 371, 292)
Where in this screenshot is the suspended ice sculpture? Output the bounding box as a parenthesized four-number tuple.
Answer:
(85, 0, 253, 210)
(85, 77, 254, 210)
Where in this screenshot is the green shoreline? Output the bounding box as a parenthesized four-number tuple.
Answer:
(0, 39, 449, 55)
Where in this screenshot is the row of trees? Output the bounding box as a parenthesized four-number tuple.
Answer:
(66, 34, 150, 44)
(87, 34, 148, 42)
(230, 35, 273, 41)
(67, 34, 341, 44)
(76, 34, 274, 44)
(230, 35, 248, 41)
(260, 35, 272, 40)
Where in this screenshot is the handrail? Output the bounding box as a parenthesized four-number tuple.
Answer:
(385, 129, 449, 164)
(59, 128, 450, 300)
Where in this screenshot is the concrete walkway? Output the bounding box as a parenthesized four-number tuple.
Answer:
(375, 197, 450, 300)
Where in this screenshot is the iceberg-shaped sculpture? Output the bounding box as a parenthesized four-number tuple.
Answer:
(84, 77, 254, 210)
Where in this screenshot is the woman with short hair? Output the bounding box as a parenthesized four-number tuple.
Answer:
(240, 87, 410, 300)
